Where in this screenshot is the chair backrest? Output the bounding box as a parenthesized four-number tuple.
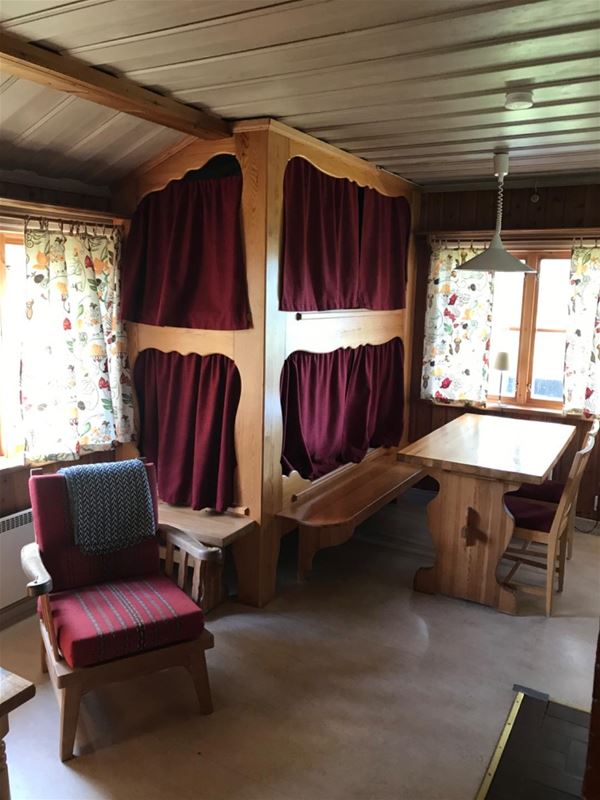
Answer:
(550, 432, 597, 543)
(29, 462, 160, 593)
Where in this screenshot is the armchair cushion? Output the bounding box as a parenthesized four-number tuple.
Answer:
(504, 495, 555, 533)
(47, 575, 204, 668)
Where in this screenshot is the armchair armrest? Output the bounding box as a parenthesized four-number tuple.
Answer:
(158, 524, 223, 563)
(21, 542, 53, 597)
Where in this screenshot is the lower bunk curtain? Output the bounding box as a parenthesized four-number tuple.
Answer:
(281, 337, 404, 479)
(133, 349, 241, 512)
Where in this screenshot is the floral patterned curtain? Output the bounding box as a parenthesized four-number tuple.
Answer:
(564, 247, 600, 418)
(22, 222, 135, 462)
(421, 246, 493, 404)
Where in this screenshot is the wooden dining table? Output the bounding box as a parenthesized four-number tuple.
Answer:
(398, 413, 576, 614)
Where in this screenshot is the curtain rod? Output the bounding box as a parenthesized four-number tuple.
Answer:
(418, 227, 600, 238)
(23, 216, 123, 236)
(423, 227, 600, 251)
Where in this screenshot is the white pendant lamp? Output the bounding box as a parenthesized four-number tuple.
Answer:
(457, 151, 535, 273)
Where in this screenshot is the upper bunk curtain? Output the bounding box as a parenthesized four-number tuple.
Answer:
(121, 174, 251, 330)
(134, 349, 240, 512)
(280, 158, 411, 312)
(281, 337, 404, 479)
(359, 188, 411, 309)
(280, 157, 360, 311)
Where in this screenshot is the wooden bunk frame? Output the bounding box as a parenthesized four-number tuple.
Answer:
(113, 118, 420, 607)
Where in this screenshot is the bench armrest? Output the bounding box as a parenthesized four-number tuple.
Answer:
(21, 542, 53, 597)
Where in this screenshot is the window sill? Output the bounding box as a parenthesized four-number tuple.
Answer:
(483, 401, 566, 417)
(420, 399, 586, 421)
(0, 449, 118, 477)
(0, 458, 27, 476)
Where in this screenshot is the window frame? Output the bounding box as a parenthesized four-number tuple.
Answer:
(0, 231, 25, 460)
(487, 248, 571, 410)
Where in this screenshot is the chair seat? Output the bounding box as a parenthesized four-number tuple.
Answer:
(48, 574, 204, 668)
(509, 479, 564, 504)
(504, 495, 556, 533)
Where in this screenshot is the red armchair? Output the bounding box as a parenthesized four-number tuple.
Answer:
(21, 462, 215, 761)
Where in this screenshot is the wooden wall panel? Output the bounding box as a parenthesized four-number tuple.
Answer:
(420, 183, 600, 232)
(0, 451, 114, 517)
(0, 181, 111, 214)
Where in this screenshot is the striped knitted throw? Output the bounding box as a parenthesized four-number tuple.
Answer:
(59, 460, 155, 556)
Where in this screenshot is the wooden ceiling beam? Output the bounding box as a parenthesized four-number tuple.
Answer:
(0, 29, 231, 140)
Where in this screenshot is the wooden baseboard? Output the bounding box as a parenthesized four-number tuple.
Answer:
(0, 596, 36, 630)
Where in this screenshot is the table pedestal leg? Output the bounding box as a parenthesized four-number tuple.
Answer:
(414, 471, 521, 613)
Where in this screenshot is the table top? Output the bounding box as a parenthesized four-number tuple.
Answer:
(398, 413, 576, 484)
(0, 667, 35, 718)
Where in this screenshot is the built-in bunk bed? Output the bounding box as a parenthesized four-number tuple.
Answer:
(114, 120, 420, 607)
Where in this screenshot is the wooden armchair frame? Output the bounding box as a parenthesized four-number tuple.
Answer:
(503, 430, 597, 616)
(21, 525, 215, 762)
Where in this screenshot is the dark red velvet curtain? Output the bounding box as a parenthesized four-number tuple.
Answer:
(359, 189, 411, 309)
(280, 157, 360, 311)
(280, 158, 411, 312)
(121, 174, 251, 330)
(281, 337, 404, 479)
(134, 349, 240, 512)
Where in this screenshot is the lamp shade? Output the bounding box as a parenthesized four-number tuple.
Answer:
(494, 351, 510, 371)
(456, 233, 535, 273)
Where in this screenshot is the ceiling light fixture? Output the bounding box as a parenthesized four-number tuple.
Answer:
(505, 89, 533, 110)
(457, 151, 535, 273)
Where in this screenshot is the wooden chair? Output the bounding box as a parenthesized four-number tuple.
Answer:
(510, 419, 598, 560)
(21, 462, 215, 761)
(502, 431, 597, 616)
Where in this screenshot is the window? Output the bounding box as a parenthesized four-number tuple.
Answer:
(488, 250, 571, 408)
(0, 232, 26, 462)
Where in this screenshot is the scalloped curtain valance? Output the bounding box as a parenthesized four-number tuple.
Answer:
(280, 158, 411, 311)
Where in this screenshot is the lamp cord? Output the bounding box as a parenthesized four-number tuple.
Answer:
(495, 176, 504, 235)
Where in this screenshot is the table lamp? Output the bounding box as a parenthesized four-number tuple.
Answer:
(494, 351, 510, 404)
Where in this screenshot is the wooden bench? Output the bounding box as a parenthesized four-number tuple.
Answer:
(277, 449, 424, 578)
(157, 503, 256, 611)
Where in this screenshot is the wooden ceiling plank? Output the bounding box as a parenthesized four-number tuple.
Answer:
(323, 111, 600, 149)
(278, 79, 600, 130)
(352, 129, 600, 159)
(145, 21, 599, 97)
(0, 29, 231, 139)
(51, 0, 586, 76)
(307, 102, 600, 141)
(385, 151, 600, 173)
(188, 52, 600, 121)
(0, 0, 291, 45)
(385, 141, 600, 165)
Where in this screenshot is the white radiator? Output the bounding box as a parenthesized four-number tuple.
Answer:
(0, 509, 34, 608)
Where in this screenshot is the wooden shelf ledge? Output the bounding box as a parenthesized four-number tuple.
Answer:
(157, 503, 256, 548)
